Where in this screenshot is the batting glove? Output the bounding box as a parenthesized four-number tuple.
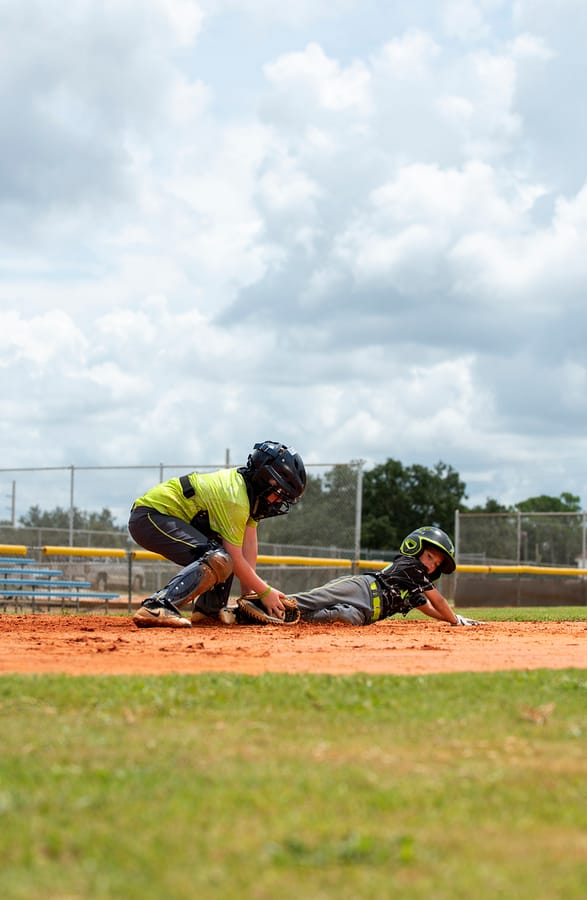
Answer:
(451, 614, 482, 626)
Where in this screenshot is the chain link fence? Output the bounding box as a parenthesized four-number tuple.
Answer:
(0, 461, 363, 546)
(455, 510, 587, 566)
(3, 466, 587, 605)
(452, 510, 587, 607)
(0, 461, 366, 597)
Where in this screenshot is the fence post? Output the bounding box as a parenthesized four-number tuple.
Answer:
(516, 509, 522, 566)
(448, 509, 460, 605)
(127, 552, 133, 613)
(69, 465, 75, 547)
(583, 513, 587, 607)
(454, 509, 460, 557)
(353, 460, 364, 573)
(515, 510, 522, 606)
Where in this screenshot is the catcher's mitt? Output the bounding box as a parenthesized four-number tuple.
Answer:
(236, 592, 300, 625)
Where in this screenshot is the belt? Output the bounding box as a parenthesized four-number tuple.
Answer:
(179, 474, 195, 498)
(369, 580, 382, 622)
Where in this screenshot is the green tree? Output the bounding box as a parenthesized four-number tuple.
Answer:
(516, 493, 581, 513)
(20, 505, 122, 532)
(18, 505, 127, 547)
(467, 498, 510, 513)
(361, 459, 467, 551)
(259, 465, 359, 551)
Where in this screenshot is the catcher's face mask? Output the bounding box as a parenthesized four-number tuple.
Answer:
(249, 486, 293, 521)
(240, 441, 307, 521)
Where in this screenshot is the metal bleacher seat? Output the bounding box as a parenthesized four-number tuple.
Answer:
(0, 555, 120, 613)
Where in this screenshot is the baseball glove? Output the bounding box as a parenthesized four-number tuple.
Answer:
(236, 592, 300, 625)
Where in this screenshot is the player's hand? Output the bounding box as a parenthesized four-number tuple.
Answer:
(262, 588, 287, 620)
(451, 614, 482, 626)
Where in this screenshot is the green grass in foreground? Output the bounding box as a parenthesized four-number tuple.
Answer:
(454, 605, 587, 621)
(0, 670, 586, 900)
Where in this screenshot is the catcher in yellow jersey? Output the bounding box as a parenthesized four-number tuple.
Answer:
(128, 441, 306, 628)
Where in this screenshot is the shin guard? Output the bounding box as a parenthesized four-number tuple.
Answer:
(158, 548, 233, 609)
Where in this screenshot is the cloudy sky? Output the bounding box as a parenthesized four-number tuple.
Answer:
(2, 0, 587, 521)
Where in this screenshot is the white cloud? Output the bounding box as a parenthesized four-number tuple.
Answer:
(510, 32, 555, 62)
(264, 43, 372, 114)
(328, 160, 544, 295)
(376, 29, 441, 79)
(440, 0, 509, 43)
(1, 0, 587, 516)
(451, 180, 587, 299)
(153, 0, 205, 44)
(211, 0, 359, 28)
(0, 310, 88, 367)
(86, 362, 146, 399)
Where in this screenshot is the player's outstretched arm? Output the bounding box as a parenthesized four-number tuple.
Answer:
(421, 588, 482, 625)
(415, 598, 446, 621)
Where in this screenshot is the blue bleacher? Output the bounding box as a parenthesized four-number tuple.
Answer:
(0, 568, 63, 578)
(0, 555, 120, 611)
(0, 557, 37, 565)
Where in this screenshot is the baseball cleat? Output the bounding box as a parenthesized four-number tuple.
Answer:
(133, 598, 191, 628)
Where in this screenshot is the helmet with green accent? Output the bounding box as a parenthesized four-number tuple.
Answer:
(400, 526, 456, 579)
(239, 441, 307, 521)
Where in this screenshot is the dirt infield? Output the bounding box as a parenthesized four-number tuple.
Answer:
(0, 613, 585, 676)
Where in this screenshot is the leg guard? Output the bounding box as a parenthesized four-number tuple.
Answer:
(194, 577, 234, 616)
(156, 548, 233, 610)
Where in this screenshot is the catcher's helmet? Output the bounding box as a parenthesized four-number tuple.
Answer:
(240, 441, 307, 521)
(400, 526, 456, 579)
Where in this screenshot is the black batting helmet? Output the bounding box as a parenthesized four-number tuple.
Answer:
(400, 525, 456, 578)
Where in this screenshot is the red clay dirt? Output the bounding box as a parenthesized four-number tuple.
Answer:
(0, 613, 585, 676)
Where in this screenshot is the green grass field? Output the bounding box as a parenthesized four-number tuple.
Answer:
(0, 609, 586, 899)
(456, 605, 587, 621)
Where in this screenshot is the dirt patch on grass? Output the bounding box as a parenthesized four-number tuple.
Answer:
(0, 613, 585, 676)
